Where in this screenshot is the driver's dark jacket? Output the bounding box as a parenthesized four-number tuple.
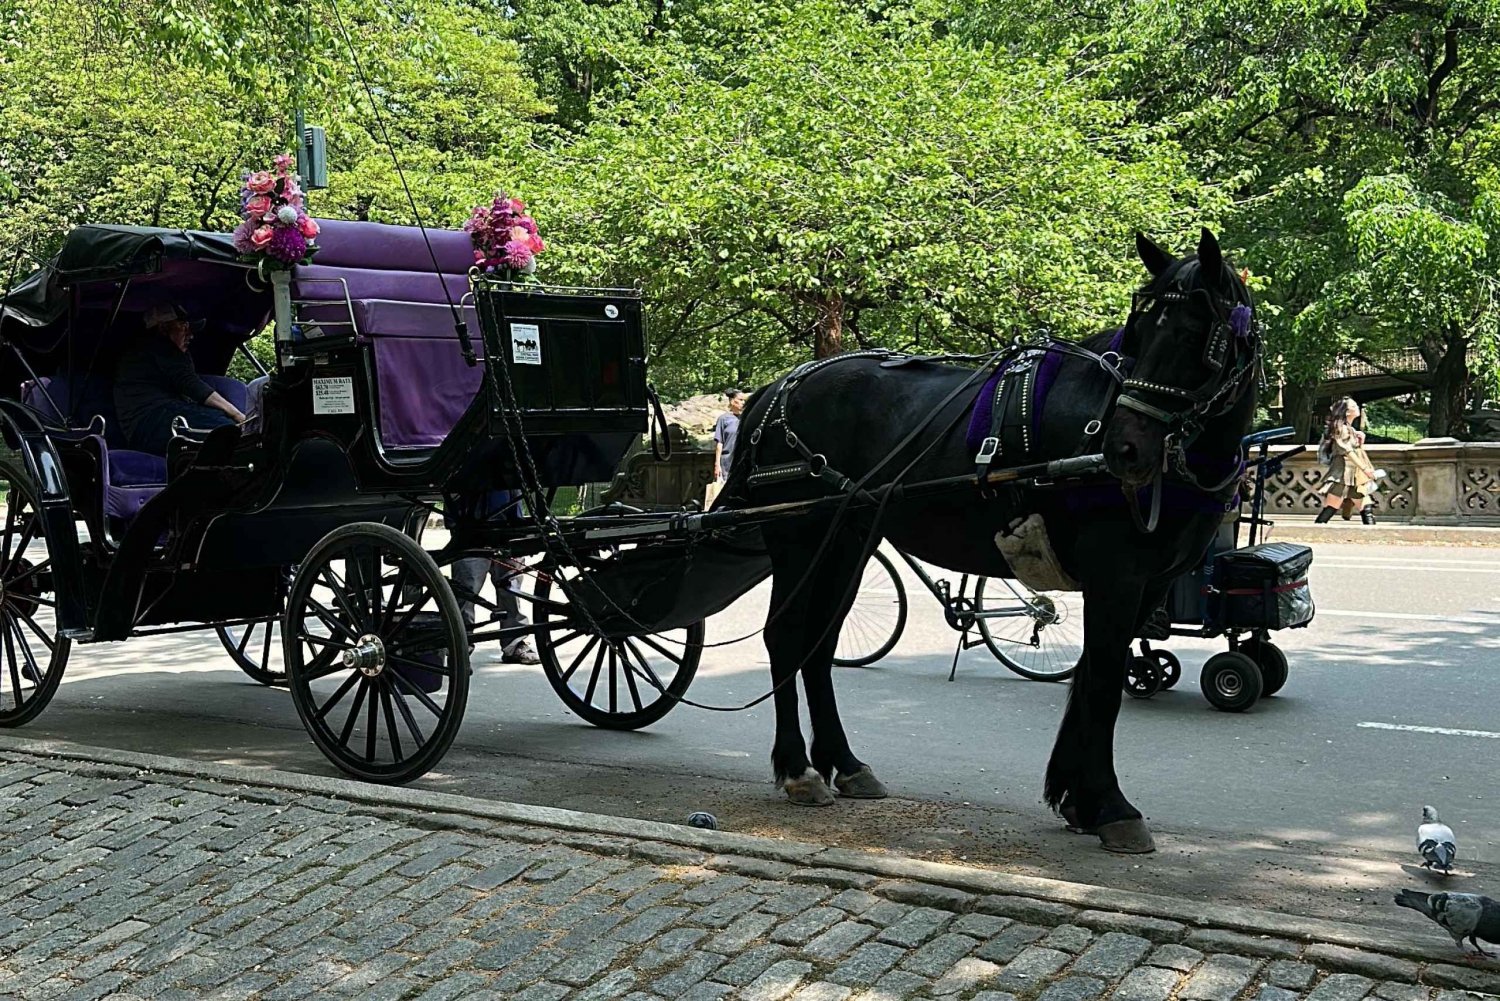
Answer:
(113, 334, 214, 443)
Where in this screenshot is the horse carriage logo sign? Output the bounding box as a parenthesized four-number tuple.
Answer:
(509, 323, 542, 365)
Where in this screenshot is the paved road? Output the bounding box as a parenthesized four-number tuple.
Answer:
(15, 541, 1500, 930)
(8, 750, 1497, 1001)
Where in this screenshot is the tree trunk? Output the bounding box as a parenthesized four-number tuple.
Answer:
(1280, 378, 1318, 442)
(812, 291, 843, 359)
(1422, 325, 1469, 438)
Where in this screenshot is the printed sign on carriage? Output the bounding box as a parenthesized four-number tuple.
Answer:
(510, 323, 542, 365)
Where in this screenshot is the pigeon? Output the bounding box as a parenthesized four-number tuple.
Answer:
(1417, 805, 1458, 874)
(1394, 889, 1500, 958)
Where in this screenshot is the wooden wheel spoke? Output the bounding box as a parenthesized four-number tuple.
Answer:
(13, 608, 54, 654)
(581, 641, 607, 705)
(235, 622, 258, 657)
(339, 679, 369, 747)
(387, 665, 445, 719)
(8, 558, 50, 588)
(313, 670, 362, 722)
(623, 641, 667, 693)
(9, 616, 44, 685)
(386, 652, 455, 679)
(608, 646, 619, 714)
(304, 596, 360, 642)
(560, 636, 600, 684)
(302, 633, 356, 653)
(258, 619, 275, 671)
(3, 618, 22, 710)
(0, 502, 17, 575)
(319, 569, 368, 635)
(388, 682, 426, 747)
(620, 644, 645, 712)
(4, 518, 37, 580)
(380, 680, 404, 761)
(637, 634, 685, 668)
(365, 684, 379, 763)
(379, 566, 410, 633)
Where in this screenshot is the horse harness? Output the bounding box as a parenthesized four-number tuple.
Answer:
(743, 340, 1130, 499)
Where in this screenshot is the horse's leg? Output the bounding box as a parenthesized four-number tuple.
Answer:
(763, 524, 835, 807)
(1045, 578, 1159, 853)
(798, 531, 889, 800)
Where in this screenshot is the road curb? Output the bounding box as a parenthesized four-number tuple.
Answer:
(2, 733, 1496, 983)
(1271, 522, 1500, 545)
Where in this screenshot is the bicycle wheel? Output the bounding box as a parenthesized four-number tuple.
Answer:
(833, 549, 908, 667)
(975, 578, 1082, 681)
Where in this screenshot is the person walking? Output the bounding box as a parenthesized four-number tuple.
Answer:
(1315, 397, 1379, 524)
(713, 389, 745, 483)
(446, 490, 540, 664)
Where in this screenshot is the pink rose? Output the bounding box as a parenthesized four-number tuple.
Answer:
(273, 153, 294, 173)
(250, 225, 274, 248)
(245, 171, 275, 194)
(244, 194, 272, 217)
(298, 214, 320, 238)
(509, 225, 529, 242)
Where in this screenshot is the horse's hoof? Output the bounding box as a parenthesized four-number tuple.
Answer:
(782, 769, 836, 807)
(835, 766, 888, 799)
(1097, 818, 1156, 854)
(1059, 802, 1095, 834)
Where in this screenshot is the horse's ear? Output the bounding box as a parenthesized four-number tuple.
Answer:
(1135, 232, 1173, 278)
(1197, 227, 1225, 288)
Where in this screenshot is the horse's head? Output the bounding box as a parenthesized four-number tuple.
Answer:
(1103, 228, 1258, 488)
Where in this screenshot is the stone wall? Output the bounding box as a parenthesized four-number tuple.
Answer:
(1263, 439, 1500, 524)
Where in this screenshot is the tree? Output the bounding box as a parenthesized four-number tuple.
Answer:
(534, 0, 1211, 394)
(955, 0, 1500, 437)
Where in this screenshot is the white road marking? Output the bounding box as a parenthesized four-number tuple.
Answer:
(1358, 722, 1500, 739)
(1319, 609, 1500, 626)
(1317, 562, 1500, 575)
(1317, 557, 1499, 568)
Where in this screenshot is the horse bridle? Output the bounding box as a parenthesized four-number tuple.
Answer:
(1112, 273, 1261, 530)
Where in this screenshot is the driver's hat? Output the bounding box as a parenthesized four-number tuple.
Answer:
(143, 301, 205, 333)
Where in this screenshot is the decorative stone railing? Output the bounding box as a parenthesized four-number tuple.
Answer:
(1263, 439, 1500, 524)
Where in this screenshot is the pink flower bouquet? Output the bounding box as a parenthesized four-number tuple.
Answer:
(233, 153, 319, 269)
(464, 193, 544, 277)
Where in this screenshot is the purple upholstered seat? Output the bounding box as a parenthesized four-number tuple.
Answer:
(296, 221, 485, 450)
(23, 376, 169, 523)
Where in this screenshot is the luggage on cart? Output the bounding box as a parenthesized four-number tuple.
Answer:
(1207, 542, 1314, 631)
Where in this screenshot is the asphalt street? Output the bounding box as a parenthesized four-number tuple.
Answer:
(15, 538, 1500, 932)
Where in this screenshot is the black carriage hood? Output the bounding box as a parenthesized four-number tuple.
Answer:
(0, 224, 271, 380)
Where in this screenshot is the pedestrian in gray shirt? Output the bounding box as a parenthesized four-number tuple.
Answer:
(713, 389, 745, 481)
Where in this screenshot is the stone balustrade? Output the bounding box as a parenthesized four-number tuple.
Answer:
(1263, 439, 1500, 524)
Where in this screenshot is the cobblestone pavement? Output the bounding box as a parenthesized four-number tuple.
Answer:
(1, 750, 1497, 1001)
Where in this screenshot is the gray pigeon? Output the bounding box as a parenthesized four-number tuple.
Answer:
(1417, 806, 1458, 874)
(1394, 889, 1500, 957)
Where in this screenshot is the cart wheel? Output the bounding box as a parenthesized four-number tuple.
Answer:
(975, 578, 1081, 681)
(0, 474, 70, 727)
(833, 548, 907, 667)
(1200, 651, 1263, 713)
(535, 562, 702, 730)
(1123, 656, 1163, 699)
(284, 522, 469, 783)
(1240, 637, 1288, 697)
(1151, 650, 1182, 690)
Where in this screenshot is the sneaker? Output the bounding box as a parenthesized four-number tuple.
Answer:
(502, 641, 541, 665)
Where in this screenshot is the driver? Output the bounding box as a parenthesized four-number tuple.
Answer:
(114, 302, 247, 454)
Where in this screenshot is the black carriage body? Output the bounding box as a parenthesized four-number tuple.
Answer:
(0, 221, 649, 642)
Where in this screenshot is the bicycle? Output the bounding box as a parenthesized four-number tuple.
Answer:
(833, 547, 1083, 682)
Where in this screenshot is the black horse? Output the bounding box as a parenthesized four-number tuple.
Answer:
(719, 229, 1258, 853)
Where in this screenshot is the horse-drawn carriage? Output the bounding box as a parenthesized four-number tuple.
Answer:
(0, 218, 1313, 826)
(0, 219, 716, 781)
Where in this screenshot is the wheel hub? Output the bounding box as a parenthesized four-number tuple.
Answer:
(341, 634, 386, 676)
(1216, 673, 1242, 697)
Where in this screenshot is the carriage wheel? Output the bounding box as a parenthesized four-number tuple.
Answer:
(1123, 656, 1163, 699)
(1150, 649, 1182, 690)
(216, 568, 293, 685)
(0, 474, 70, 727)
(833, 548, 907, 667)
(1200, 650, 1262, 713)
(284, 522, 469, 783)
(535, 563, 702, 730)
(1239, 636, 1288, 697)
(975, 578, 1082, 681)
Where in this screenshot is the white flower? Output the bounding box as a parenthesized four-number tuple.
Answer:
(276, 205, 300, 225)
